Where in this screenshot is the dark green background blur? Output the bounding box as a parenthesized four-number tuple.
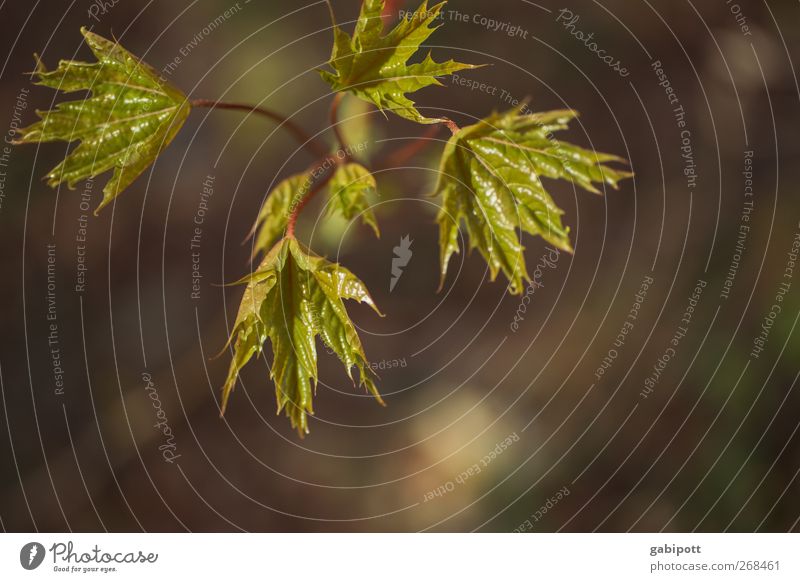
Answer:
(1, 0, 799, 532)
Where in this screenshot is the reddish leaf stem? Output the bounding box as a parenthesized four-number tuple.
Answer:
(441, 117, 460, 135)
(191, 99, 328, 159)
(285, 156, 339, 238)
(329, 93, 350, 158)
(286, 93, 357, 238)
(376, 124, 444, 169)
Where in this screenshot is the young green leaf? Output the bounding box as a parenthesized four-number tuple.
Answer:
(435, 107, 633, 294)
(222, 238, 383, 435)
(327, 163, 380, 237)
(252, 173, 312, 257)
(15, 28, 191, 214)
(320, 0, 479, 124)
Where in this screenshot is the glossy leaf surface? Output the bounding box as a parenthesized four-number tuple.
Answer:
(320, 0, 478, 124)
(16, 28, 190, 214)
(435, 107, 633, 294)
(252, 173, 311, 257)
(327, 163, 380, 237)
(222, 238, 383, 435)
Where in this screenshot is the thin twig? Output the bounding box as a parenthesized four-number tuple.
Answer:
(191, 99, 328, 159)
(329, 93, 351, 158)
(285, 92, 358, 237)
(376, 124, 444, 169)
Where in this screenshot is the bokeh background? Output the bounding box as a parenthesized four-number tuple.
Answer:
(1, 0, 799, 532)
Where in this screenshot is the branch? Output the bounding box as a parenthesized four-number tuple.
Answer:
(285, 92, 360, 238)
(191, 99, 328, 159)
(277, 91, 461, 238)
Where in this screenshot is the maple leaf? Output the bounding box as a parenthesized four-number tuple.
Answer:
(251, 173, 311, 257)
(435, 107, 633, 294)
(15, 28, 191, 214)
(327, 163, 380, 237)
(320, 0, 479, 124)
(222, 238, 383, 435)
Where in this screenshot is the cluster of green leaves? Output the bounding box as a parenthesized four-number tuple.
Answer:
(17, 0, 632, 436)
(251, 162, 379, 258)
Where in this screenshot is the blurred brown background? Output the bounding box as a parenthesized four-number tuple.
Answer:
(1, 0, 799, 532)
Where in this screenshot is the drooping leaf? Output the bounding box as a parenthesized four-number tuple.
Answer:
(252, 173, 313, 257)
(320, 0, 479, 124)
(435, 107, 633, 294)
(15, 28, 191, 214)
(327, 163, 380, 237)
(222, 238, 383, 435)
